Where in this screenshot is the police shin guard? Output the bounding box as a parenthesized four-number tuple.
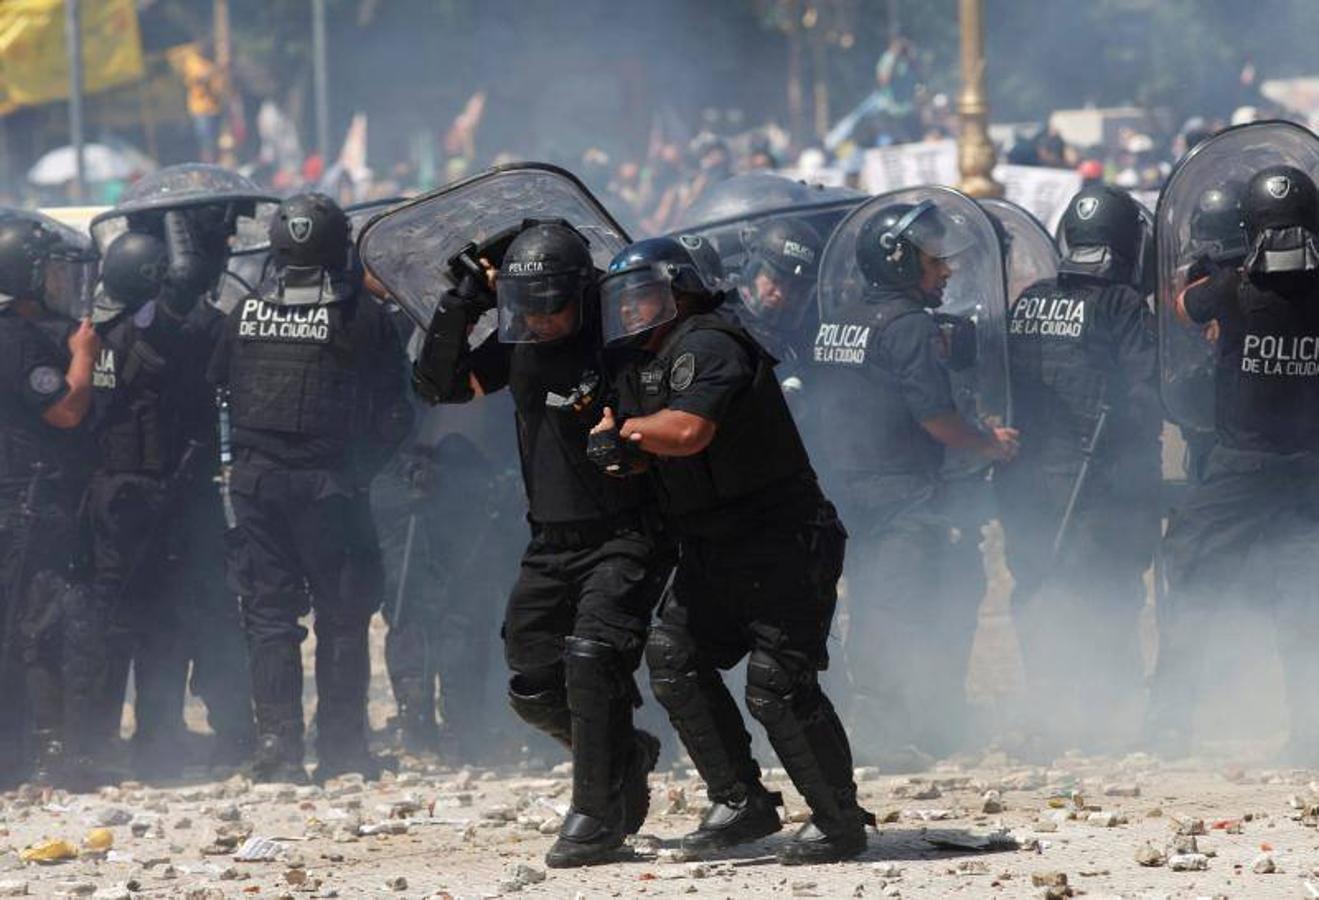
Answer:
(508, 671, 573, 749)
(745, 650, 872, 865)
(545, 638, 659, 869)
(646, 626, 781, 853)
(313, 622, 379, 783)
(247, 637, 307, 784)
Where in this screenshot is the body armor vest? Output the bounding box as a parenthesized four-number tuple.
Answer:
(621, 314, 810, 522)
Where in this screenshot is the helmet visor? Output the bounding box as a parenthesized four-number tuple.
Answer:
(906, 206, 978, 262)
(496, 272, 584, 343)
(41, 246, 98, 320)
(601, 265, 678, 345)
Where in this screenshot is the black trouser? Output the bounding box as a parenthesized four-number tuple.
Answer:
(226, 459, 383, 766)
(834, 473, 979, 760)
(1151, 446, 1319, 742)
(646, 501, 866, 836)
(995, 445, 1161, 744)
(502, 523, 670, 818)
(0, 475, 83, 782)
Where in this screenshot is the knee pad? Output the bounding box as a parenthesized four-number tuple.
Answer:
(745, 649, 813, 727)
(564, 636, 634, 705)
(645, 624, 701, 711)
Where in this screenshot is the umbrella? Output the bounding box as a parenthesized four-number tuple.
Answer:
(27, 142, 157, 186)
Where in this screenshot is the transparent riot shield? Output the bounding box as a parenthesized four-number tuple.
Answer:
(357, 163, 630, 328)
(89, 164, 278, 254)
(818, 185, 1010, 473)
(669, 172, 865, 281)
(980, 197, 1060, 306)
(1156, 120, 1319, 430)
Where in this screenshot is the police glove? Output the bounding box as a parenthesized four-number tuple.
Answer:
(586, 426, 640, 475)
(451, 271, 496, 321)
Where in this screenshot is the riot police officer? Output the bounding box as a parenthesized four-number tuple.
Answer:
(995, 184, 1162, 755)
(1150, 165, 1319, 761)
(730, 218, 823, 365)
(811, 199, 1018, 767)
(208, 193, 413, 783)
(590, 235, 871, 865)
(0, 215, 100, 787)
(410, 220, 670, 868)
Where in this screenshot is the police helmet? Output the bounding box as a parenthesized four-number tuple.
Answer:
(101, 230, 170, 311)
(495, 220, 595, 343)
(270, 192, 351, 271)
(1057, 184, 1146, 283)
(0, 218, 57, 304)
(600, 234, 723, 346)
(1189, 181, 1247, 262)
(1241, 165, 1319, 276)
(855, 200, 974, 289)
(740, 218, 821, 327)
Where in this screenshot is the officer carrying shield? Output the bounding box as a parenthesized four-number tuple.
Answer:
(410, 219, 670, 868)
(208, 193, 413, 783)
(590, 234, 873, 865)
(811, 197, 1018, 767)
(0, 214, 100, 788)
(994, 184, 1162, 755)
(1150, 165, 1319, 762)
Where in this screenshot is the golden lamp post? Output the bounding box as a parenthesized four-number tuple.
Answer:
(956, 0, 1002, 198)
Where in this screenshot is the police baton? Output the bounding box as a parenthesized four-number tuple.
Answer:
(391, 513, 418, 626)
(1050, 401, 1110, 563)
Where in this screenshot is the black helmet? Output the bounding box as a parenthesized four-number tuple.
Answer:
(0, 218, 57, 304)
(600, 234, 723, 346)
(1058, 184, 1146, 284)
(855, 200, 974, 289)
(1242, 165, 1319, 242)
(1241, 165, 1319, 276)
(739, 218, 821, 328)
(1189, 181, 1247, 262)
(101, 230, 169, 311)
(495, 220, 595, 343)
(270, 192, 350, 271)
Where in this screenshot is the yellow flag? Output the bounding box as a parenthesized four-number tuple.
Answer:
(0, 0, 145, 115)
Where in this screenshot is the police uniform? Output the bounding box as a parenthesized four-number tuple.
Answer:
(812, 285, 971, 761)
(208, 275, 411, 778)
(84, 298, 254, 774)
(1150, 267, 1319, 752)
(0, 311, 88, 785)
(617, 312, 870, 856)
(994, 270, 1162, 747)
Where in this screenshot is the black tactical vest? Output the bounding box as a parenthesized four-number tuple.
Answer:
(226, 292, 365, 440)
(0, 314, 86, 482)
(620, 314, 811, 524)
(1007, 275, 1121, 457)
(92, 318, 172, 474)
(812, 290, 943, 479)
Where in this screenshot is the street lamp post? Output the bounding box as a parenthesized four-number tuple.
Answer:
(956, 0, 1002, 198)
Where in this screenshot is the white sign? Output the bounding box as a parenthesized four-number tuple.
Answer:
(994, 164, 1082, 231)
(860, 140, 959, 194)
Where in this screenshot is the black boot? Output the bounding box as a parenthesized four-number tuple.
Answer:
(249, 733, 310, 785)
(745, 652, 872, 864)
(247, 638, 307, 784)
(681, 785, 784, 853)
(623, 729, 661, 835)
(545, 638, 634, 869)
(313, 623, 390, 783)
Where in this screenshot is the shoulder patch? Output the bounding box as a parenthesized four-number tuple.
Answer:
(28, 365, 63, 396)
(670, 352, 696, 391)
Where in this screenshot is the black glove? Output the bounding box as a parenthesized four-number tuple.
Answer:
(450, 271, 496, 320)
(586, 427, 637, 475)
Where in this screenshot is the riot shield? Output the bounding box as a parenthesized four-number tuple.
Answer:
(1156, 119, 1319, 430)
(668, 172, 865, 283)
(817, 186, 1010, 478)
(0, 207, 97, 320)
(356, 163, 630, 328)
(89, 164, 278, 255)
(980, 197, 1060, 306)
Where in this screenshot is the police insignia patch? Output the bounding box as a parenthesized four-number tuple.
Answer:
(670, 352, 696, 391)
(28, 365, 63, 396)
(288, 216, 314, 243)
